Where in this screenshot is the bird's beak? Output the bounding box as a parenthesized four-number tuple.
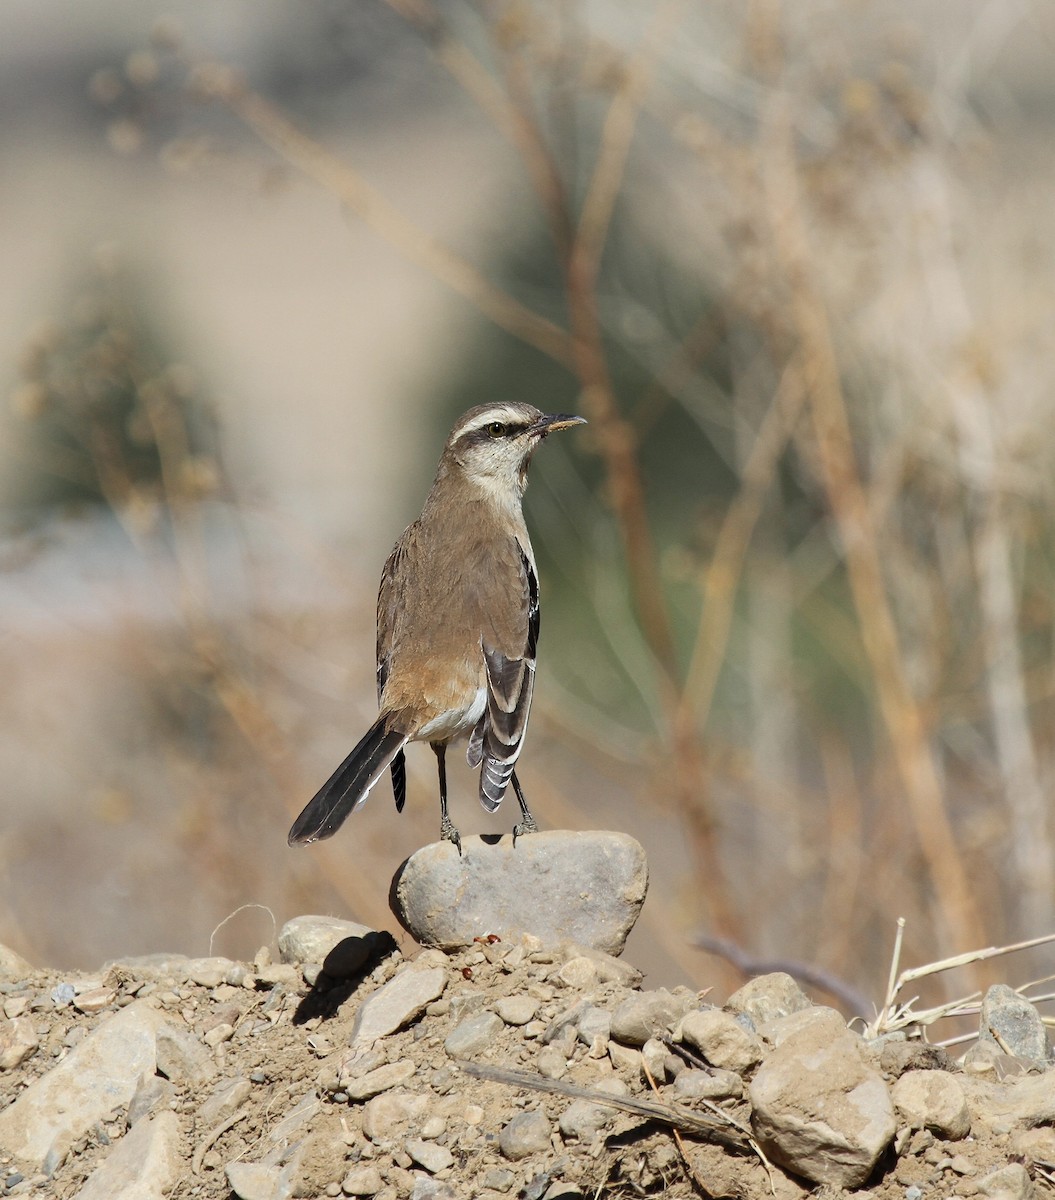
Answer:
(534, 413, 587, 436)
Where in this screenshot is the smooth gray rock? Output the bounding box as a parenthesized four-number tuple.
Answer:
(495, 995, 538, 1026)
(405, 1137, 454, 1173)
(0, 999, 165, 1168)
(749, 1017, 896, 1188)
(444, 1010, 503, 1060)
(978, 984, 1049, 1066)
(351, 966, 447, 1047)
(971, 1163, 1034, 1199)
(610, 988, 696, 1046)
(891, 1070, 970, 1140)
(725, 973, 812, 1026)
(277, 914, 376, 968)
(392, 831, 647, 955)
(73, 1111, 181, 1200)
(341, 1164, 385, 1195)
(499, 1109, 552, 1160)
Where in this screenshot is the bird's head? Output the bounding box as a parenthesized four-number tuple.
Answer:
(443, 402, 586, 498)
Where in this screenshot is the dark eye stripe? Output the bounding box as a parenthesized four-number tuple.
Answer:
(457, 419, 527, 449)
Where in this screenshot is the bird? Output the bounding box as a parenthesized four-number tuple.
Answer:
(288, 401, 586, 854)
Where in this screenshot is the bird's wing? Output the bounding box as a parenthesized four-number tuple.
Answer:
(474, 540, 538, 812)
(377, 538, 409, 811)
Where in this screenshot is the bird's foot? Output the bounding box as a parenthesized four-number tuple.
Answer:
(440, 816, 463, 856)
(512, 814, 539, 845)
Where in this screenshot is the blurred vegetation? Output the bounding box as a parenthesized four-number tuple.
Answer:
(8, 0, 1055, 1005)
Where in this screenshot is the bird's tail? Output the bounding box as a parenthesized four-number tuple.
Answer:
(288, 718, 408, 846)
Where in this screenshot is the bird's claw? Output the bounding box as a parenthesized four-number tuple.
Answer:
(440, 816, 463, 856)
(512, 815, 539, 845)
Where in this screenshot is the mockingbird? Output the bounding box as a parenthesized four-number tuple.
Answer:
(288, 401, 585, 852)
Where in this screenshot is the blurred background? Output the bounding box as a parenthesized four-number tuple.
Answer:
(4, 0, 1055, 1018)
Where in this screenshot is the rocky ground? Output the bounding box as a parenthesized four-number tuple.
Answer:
(1, 837, 1055, 1199)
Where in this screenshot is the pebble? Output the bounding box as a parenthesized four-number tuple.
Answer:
(610, 989, 696, 1047)
(0, 1000, 166, 1167)
(72, 987, 117, 1014)
(482, 1167, 517, 1192)
(499, 1109, 552, 1160)
(725, 973, 812, 1026)
(673, 1067, 743, 1100)
(971, 1163, 1034, 1199)
(677, 1008, 763, 1073)
(351, 967, 447, 1046)
(278, 915, 377, 967)
(392, 831, 648, 955)
(346, 1060, 417, 1101)
(537, 1045, 568, 1079)
(891, 1069, 971, 1140)
(557, 957, 598, 990)
(495, 995, 539, 1026)
(199, 1078, 252, 1125)
(405, 1137, 454, 1173)
(444, 1011, 503, 1060)
(362, 1091, 430, 1142)
(978, 985, 1049, 1067)
(183, 957, 235, 989)
(342, 1164, 384, 1195)
(0, 1017, 39, 1070)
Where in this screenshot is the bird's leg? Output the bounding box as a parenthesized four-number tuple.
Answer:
(511, 770, 539, 844)
(432, 742, 462, 854)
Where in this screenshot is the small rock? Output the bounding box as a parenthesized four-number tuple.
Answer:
(610, 989, 696, 1046)
(342, 1164, 385, 1196)
(444, 1011, 503, 1060)
(72, 987, 117, 1015)
(673, 1067, 743, 1100)
(204, 1022, 235, 1047)
(557, 957, 598, 990)
(750, 1017, 895, 1188)
(678, 1008, 763, 1073)
(346, 1060, 417, 1101)
(392, 831, 648, 955)
(577, 1007, 611, 1046)
(156, 1022, 216, 1085)
(199, 1078, 252, 1125)
(279, 915, 377, 966)
(351, 967, 447, 1046)
(756, 1004, 847, 1049)
(495, 995, 538, 1026)
(608, 1042, 641, 1073)
(405, 1138, 454, 1173)
(464, 1104, 485, 1125)
(961, 1071, 1055, 1134)
(725, 973, 812, 1026)
(0, 1000, 165, 1167)
(72, 1111, 182, 1200)
(559, 1079, 627, 1142)
(641, 1038, 674, 1082)
(183, 957, 235, 989)
(127, 1073, 177, 1127)
(537, 1045, 568, 1079)
(969, 1163, 1034, 1199)
(225, 1161, 294, 1200)
(482, 1167, 517, 1192)
(0, 1017, 39, 1070)
(891, 1070, 971, 1140)
(499, 1109, 552, 1160)
(2, 996, 28, 1019)
(978, 985, 1049, 1066)
(421, 1116, 446, 1139)
(555, 943, 642, 987)
(362, 1091, 429, 1142)
(877, 1040, 953, 1078)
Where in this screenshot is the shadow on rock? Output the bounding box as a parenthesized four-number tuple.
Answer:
(292, 930, 397, 1025)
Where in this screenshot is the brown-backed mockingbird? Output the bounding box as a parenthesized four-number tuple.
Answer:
(288, 402, 585, 853)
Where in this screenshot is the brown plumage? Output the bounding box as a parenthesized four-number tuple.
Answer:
(288, 402, 585, 852)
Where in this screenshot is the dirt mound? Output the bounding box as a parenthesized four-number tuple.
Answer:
(0, 927, 1051, 1199)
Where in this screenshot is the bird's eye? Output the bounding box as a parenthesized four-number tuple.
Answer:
(486, 421, 506, 438)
